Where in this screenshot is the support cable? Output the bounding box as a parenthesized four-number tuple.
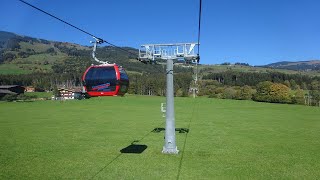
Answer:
(18, 0, 138, 58)
(194, 0, 202, 96)
(197, 0, 202, 60)
(177, 2, 203, 175)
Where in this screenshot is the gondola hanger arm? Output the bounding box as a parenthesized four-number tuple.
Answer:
(91, 37, 110, 65)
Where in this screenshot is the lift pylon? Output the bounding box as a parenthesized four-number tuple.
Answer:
(139, 43, 199, 64)
(139, 43, 199, 154)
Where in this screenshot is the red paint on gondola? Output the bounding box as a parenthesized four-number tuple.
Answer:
(82, 64, 129, 97)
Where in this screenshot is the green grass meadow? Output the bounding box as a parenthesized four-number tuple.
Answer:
(1, 96, 320, 179)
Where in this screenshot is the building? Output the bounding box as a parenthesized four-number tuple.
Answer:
(58, 88, 74, 100)
(52, 87, 84, 100)
(25, 86, 35, 92)
(0, 85, 25, 97)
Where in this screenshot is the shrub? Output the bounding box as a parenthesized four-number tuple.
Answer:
(253, 81, 291, 103)
(2, 94, 18, 102)
(235, 85, 253, 100)
(269, 83, 291, 103)
(292, 89, 305, 105)
(253, 81, 273, 102)
(222, 87, 237, 99)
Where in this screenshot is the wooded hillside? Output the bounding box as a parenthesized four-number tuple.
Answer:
(0, 31, 319, 106)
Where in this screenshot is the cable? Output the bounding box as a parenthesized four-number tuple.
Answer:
(101, 41, 138, 58)
(197, 0, 202, 60)
(19, 0, 200, 76)
(176, 98, 198, 180)
(177, 5, 202, 176)
(89, 154, 122, 180)
(18, 0, 138, 58)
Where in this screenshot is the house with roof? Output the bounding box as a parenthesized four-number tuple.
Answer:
(52, 87, 84, 100)
(0, 85, 25, 98)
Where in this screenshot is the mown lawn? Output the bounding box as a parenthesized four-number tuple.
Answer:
(0, 96, 319, 179)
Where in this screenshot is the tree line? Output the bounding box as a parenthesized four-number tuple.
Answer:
(199, 70, 320, 106)
(202, 70, 320, 89)
(1, 63, 320, 106)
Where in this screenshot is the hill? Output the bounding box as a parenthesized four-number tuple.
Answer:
(263, 60, 320, 71)
(0, 31, 17, 49)
(0, 31, 85, 74)
(0, 31, 155, 75)
(1, 30, 320, 76)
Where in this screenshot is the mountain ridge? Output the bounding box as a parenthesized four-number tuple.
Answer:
(263, 60, 320, 71)
(0, 30, 320, 74)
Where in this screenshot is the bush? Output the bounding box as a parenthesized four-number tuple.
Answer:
(253, 81, 291, 103)
(222, 87, 237, 99)
(292, 89, 305, 105)
(269, 83, 291, 103)
(2, 94, 18, 102)
(175, 88, 184, 97)
(235, 85, 253, 100)
(1, 93, 36, 102)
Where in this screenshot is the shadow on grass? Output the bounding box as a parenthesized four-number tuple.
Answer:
(152, 127, 190, 133)
(120, 144, 148, 154)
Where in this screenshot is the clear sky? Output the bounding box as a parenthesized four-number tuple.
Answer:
(1, 0, 320, 65)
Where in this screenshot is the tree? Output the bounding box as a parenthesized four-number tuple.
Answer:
(46, 47, 56, 54)
(283, 80, 291, 88)
(236, 85, 253, 100)
(253, 81, 273, 102)
(292, 88, 305, 105)
(309, 80, 320, 106)
(301, 82, 308, 90)
(52, 85, 60, 97)
(253, 81, 291, 103)
(222, 87, 237, 99)
(3, 53, 16, 62)
(290, 79, 298, 90)
(269, 83, 291, 103)
(221, 62, 231, 65)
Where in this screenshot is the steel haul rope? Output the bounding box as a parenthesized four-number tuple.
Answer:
(18, 0, 138, 58)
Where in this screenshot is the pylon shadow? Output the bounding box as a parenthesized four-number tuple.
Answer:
(151, 128, 189, 133)
(120, 143, 147, 154)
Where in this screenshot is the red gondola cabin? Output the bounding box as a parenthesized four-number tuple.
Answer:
(82, 64, 129, 97)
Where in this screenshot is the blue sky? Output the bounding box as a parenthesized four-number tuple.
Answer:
(1, 0, 320, 65)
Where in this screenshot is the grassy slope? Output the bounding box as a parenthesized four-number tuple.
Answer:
(0, 40, 77, 75)
(19, 42, 52, 53)
(0, 96, 319, 179)
(0, 64, 32, 74)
